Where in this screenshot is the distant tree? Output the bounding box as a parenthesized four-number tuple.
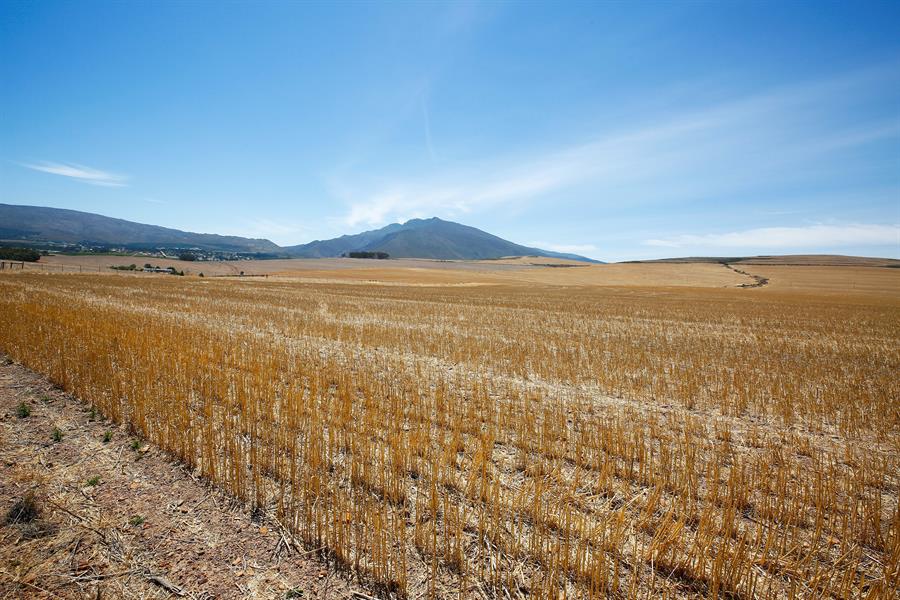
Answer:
(178, 252, 197, 261)
(348, 251, 389, 259)
(0, 247, 41, 262)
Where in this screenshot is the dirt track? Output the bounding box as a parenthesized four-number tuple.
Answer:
(722, 263, 769, 288)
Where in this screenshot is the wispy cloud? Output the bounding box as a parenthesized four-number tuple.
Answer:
(645, 223, 900, 249)
(530, 241, 600, 255)
(21, 161, 128, 187)
(218, 218, 312, 245)
(332, 64, 900, 228)
(334, 117, 700, 227)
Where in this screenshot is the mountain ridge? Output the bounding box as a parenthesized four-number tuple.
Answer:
(0, 204, 601, 262)
(0, 203, 280, 253)
(284, 217, 601, 262)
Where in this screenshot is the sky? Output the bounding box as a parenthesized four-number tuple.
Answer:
(1, 1, 898, 261)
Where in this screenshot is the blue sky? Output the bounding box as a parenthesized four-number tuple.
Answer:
(1, 1, 898, 261)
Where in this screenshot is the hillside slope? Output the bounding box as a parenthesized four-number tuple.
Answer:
(2, 204, 601, 261)
(0, 203, 281, 253)
(282, 223, 406, 258)
(632, 254, 900, 267)
(286, 217, 600, 262)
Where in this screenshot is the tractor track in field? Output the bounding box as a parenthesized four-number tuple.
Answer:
(723, 263, 770, 288)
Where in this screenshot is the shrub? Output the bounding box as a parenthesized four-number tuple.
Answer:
(5, 493, 39, 524)
(16, 402, 30, 418)
(0, 247, 40, 262)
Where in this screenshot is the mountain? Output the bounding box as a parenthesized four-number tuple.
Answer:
(0, 203, 281, 253)
(1, 204, 601, 262)
(284, 217, 601, 262)
(281, 222, 407, 258)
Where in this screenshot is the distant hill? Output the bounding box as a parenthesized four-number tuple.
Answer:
(0, 203, 281, 253)
(284, 217, 601, 262)
(629, 255, 900, 267)
(0, 204, 600, 262)
(281, 222, 407, 258)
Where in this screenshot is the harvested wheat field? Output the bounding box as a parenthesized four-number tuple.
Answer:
(0, 266, 898, 599)
(0, 359, 358, 599)
(23, 255, 759, 287)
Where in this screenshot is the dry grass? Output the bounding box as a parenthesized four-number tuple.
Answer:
(262, 260, 754, 287)
(734, 255, 900, 267)
(0, 269, 897, 598)
(0, 360, 361, 599)
(29, 253, 900, 293)
(27, 254, 754, 287)
(742, 265, 900, 298)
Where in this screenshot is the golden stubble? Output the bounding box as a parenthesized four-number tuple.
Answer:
(0, 272, 897, 598)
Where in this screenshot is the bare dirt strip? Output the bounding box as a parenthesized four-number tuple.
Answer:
(721, 263, 769, 288)
(0, 356, 370, 600)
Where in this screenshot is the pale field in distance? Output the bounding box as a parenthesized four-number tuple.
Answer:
(28, 252, 900, 294)
(0, 261, 898, 598)
(24, 253, 772, 287)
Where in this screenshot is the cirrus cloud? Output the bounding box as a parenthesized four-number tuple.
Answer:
(21, 161, 128, 187)
(645, 223, 900, 249)
(529, 241, 600, 255)
(331, 64, 900, 230)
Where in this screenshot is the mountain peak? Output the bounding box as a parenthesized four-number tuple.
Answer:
(1, 203, 601, 263)
(285, 217, 600, 262)
(402, 216, 445, 225)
